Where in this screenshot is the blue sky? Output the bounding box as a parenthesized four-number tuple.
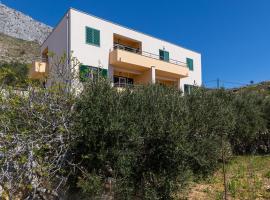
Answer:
(2, 0, 270, 88)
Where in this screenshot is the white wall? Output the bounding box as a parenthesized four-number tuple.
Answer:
(41, 13, 69, 59)
(47, 8, 202, 90)
(41, 12, 69, 86)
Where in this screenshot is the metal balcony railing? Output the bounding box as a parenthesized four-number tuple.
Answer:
(113, 82, 134, 88)
(113, 43, 187, 68)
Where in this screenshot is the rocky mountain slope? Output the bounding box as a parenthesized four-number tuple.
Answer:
(0, 3, 53, 63)
(0, 3, 52, 44)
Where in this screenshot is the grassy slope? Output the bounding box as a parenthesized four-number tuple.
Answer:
(0, 33, 40, 64)
(232, 81, 270, 96)
(177, 156, 270, 200)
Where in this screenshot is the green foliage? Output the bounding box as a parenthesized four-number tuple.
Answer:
(230, 91, 268, 154)
(183, 88, 235, 176)
(1, 74, 270, 199)
(70, 81, 238, 199)
(0, 62, 29, 87)
(71, 80, 189, 199)
(77, 172, 103, 198)
(0, 86, 76, 198)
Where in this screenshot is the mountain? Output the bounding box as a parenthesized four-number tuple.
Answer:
(0, 3, 53, 63)
(0, 3, 52, 44)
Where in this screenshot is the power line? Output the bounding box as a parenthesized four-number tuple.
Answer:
(203, 79, 251, 89)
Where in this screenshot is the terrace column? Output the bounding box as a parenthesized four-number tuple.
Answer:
(108, 66, 114, 87)
(178, 78, 181, 90)
(151, 66, 156, 84)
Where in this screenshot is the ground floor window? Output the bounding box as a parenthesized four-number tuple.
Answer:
(184, 84, 195, 94)
(79, 65, 107, 82)
(113, 76, 134, 87)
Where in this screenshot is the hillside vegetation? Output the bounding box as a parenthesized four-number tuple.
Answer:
(232, 81, 270, 96)
(0, 33, 40, 63)
(179, 156, 270, 200)
(0, 72, 269, 199)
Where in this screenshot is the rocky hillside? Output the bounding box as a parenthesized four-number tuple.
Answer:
(0, 3, 52, 44)
(0, 3, 53, 63)
(0, 33, 40, 63)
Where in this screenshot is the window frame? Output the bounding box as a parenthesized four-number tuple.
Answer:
(159, 49, 170, 62)
(186, 58, 194, 71)
(85, 26, 100, 47)
(79, 65, 107, 82)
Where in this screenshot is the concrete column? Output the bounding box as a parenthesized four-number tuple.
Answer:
(178, 78, 181, 90)
(108, 65, 114, 87)
(151, 66, 156, 84)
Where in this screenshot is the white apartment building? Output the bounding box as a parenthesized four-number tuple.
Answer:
(30, 8, 202, 93)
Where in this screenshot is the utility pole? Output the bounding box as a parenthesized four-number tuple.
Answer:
(217, 78, 220, 89)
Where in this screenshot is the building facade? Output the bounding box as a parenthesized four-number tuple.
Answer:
(30, 8, 202, 92)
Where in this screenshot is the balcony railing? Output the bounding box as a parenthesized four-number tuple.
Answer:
(113, 82, 134, 88)
(113, 44, 187, 68)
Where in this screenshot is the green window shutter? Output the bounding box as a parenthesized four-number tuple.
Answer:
(187, 58, 194, 71)
(101, 69, 108, 78)
(86, 27, 93, 44)
(159, 50, 164, 60)
(80, 65, 107, 82)
(164, 51, 169, 61)
(80, 65, 90, 82)
(86, 27, 100, 46)
(93, 29, 100, 46)
(159, 50, 170, 61)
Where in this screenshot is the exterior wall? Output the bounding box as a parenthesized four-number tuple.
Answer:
(69, 8, 202, 91)
(42, 8, 202, 91)
(134, 69, 152, 85)
(41, 13, 69, 61)
(41, 12, 69, 86)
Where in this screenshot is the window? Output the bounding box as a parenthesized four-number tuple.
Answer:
(159, 50, 170, 61)
(113, 76, 134, 87)
(85, 26, 100, 46)
(186, 58, 194, 71)
(79, 65, 107, 82)
(184, 84, 195, 95)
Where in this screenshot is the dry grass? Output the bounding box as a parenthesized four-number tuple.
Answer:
(0, 33, 40, 64)
(177, 156, 270, 200)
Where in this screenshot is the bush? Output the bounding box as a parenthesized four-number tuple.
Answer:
(1, 72, 269, 199)
(70, 81, 238, 199)
(0, 62, 29, 87)
(71, 80, 191, 199)
(0, 86, 76, 199)
(230, 92, 268, 154)
(183, 88, 235, 176)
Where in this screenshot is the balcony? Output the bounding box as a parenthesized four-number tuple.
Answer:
(29, 61, 48, 80)
(109, 44, 189, 78)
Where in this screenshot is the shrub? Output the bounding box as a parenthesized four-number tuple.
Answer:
(71, 80, 193, 199)
(183, 88, 235, 176)
(70, 81, 237, 199)
(0, 86, 76, 199)
(230, 92, 268, 154)
(0, 62, 29, 87)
